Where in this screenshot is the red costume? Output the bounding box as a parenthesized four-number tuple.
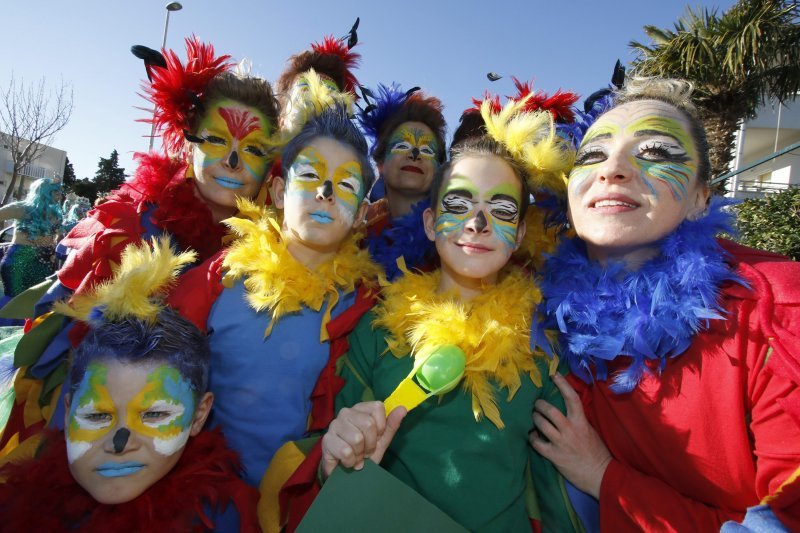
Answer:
(0, 429, 259, 532)
(574, 241, 800, 532)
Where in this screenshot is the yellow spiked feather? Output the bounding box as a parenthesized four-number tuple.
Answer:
(53, 236, 197, 324)
(280, 68, 355, 140)
(480, 95, 574, 198)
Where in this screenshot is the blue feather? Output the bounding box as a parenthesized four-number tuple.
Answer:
(539, 197, 747, 394)
(357, 83, 409, 156)
(366, 199, 436, 280)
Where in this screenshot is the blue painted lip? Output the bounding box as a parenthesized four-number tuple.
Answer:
(214, 176, 243, 189)
(310, 211, 333, 224)
(95, 462, 145, 478)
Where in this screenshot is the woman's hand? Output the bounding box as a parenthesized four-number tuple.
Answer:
(321, 401, 407, 478)
(530, 373, 612, 498)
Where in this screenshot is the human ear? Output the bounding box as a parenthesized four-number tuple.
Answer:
(514, 220, 527, 251)
(423, 207, 436, 242)
(271, 176, 286, 209)
(190, 392, 214, 436)
(686, 184, 711, 221)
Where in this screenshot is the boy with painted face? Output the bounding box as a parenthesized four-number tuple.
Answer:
(169, 104, 381, 498)
(358, 84, 447, 279)
(276, 99, 583, 532)
(0, 241, 259, 531)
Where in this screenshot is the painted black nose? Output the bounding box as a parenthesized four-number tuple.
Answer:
(113, 428, 131, 453)
(228, 150, 239, 169)
(411, 147, 420, 160)
(474, 211, 488, 232)
(321, 180, 333, 199)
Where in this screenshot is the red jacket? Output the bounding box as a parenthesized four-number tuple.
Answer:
(574, 241, 800, 532)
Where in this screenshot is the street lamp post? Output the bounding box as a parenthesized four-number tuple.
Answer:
(148, 2, 183, 151)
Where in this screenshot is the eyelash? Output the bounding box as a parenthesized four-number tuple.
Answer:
(574, 147, 606, 166)
(142, 411, 171, 421)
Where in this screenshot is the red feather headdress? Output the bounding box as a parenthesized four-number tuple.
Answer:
(509, 77, 579, 124)
(466, 90, 502, 115)
(310, 35, 361, 94)
(140, 36, 235, 154)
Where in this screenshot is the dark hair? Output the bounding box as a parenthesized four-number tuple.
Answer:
(372, 93, 447, 166)
(187, 72, 280, 136)
(448, 109, 487, 156)
(430, 136, 531, 220)
(69, 308, 210, 397)
(281, 105, 375, 193)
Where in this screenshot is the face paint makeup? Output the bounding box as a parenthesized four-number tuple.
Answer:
(67, 362, 115, 463)
(279, 137, 366, 260)
(435, 177, 520, 254)
(382, 121, 440, 199)
(428, 155, 524, 287)
(287, 146, 364, 226)
(66, 360, 203, 505)
(126, 365, 196, 456)
(189, 98, 273, 214)
(566, 99, 708, 263)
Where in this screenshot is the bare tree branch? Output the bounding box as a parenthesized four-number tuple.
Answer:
(0, 73, 73, 204)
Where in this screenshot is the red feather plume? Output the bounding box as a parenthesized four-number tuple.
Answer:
(310, 35, 361, 93)
(466, 91, 502, 115)
(140, 36, 234, 154)
(509, 77, 579, 124)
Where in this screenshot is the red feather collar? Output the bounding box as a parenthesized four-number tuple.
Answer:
(113, 152, 227, 261)
(0, 429, 259, 532)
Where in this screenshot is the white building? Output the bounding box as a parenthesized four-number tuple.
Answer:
(0, 135, 66, 201)
(725, 97, 800, 199)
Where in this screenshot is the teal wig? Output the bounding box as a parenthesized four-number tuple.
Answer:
(17, 178, 64, 239)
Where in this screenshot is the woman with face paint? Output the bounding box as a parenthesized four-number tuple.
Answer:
(530, 78, 800, 531)
(0, 178, 62, 304)
(0, 37, 280, 462)
(169, 101, 382, 514)
(0, 239, 258, 531)
(358, 84, 447, 280)
(275, 98, 583, 533)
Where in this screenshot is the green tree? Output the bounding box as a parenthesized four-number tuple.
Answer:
(93, 149, 127, 196)
(630, 0, 800, 185)
(62, 155, 76, 190)
(734, 187, 800, 260)
(71, 178, 98, 204)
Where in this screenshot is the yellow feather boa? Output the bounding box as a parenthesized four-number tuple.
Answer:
(374, 266, 548, 429)
(222, 199, 383, 342)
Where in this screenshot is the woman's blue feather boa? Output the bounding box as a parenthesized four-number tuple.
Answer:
(366, 199, 435, 280)
(538, 197, 747, 393)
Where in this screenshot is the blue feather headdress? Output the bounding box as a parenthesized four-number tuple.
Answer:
(538, 197, 748, 393)
(357, 83, 411, 157)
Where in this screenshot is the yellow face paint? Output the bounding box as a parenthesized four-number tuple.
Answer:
(67, 362, 116, 462)
(194, 99, 273, 183)
(287, 146, 364, 220)
(126, 365, 196, 456)
(387, 124, 439, 162)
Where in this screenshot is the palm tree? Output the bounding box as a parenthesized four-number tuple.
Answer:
(630, 0, 800, 187)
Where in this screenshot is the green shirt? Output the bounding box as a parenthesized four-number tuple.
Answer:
(336, 311, 582, 533)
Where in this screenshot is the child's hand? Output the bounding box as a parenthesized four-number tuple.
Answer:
(321, 402, 407, 478)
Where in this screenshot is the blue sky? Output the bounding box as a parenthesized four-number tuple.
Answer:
(2, 0, 737, 181)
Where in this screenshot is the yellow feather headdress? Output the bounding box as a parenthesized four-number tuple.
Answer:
(279, 68, 355, 141)
(480, 95, 574, 198)
(53, 237, 197, 324)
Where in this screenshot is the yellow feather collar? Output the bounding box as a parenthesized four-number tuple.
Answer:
(374, 267, 549, 429)
(222, 199, 383, 342)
